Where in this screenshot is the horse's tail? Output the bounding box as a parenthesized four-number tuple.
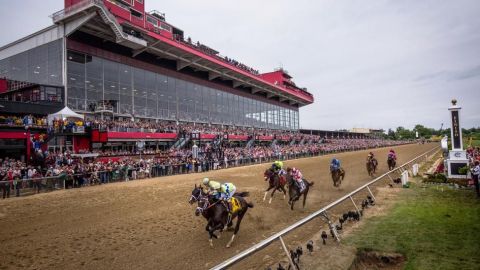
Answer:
(235, 191, 250, 197)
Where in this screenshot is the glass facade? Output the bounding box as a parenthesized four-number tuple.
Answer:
(67, 50, 299, 129)
(0, 40, 62, 86)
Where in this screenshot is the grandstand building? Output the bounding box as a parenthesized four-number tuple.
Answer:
(0, 0, 350, 161)
(0, 0, 313, 129)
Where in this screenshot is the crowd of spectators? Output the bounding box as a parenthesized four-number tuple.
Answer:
(223, 56, 260, 75)
(0, 115, 348, 145)
(173, 34, 260, 76)
(0, 137, 412, 199)
(0, 114, 47, 128)
(90, 118, 178, 133)
(467, 147, 480, 165)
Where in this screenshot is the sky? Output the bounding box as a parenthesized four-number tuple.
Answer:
(0, 0, 479, 131)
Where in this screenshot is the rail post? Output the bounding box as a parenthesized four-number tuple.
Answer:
(349, 195, 360, 214)
(321, 211, 340, 242)
(278, 236, 296, 269)
(366, 185, 376, 202)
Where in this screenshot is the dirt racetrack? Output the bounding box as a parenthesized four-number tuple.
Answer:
(0, 143, 437, 270)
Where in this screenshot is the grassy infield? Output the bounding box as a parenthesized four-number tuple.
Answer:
(345, 178, 480, 269)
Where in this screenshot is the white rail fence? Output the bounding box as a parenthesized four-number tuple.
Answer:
(211, 146, 440, 270)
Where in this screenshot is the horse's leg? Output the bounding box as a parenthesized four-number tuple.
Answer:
(226, 212, 245, 248)
(281, 186, 287, 200)
(303, 189, 308, 208)
(269, 188, 277, 204)
(208, 223, 224, 247)
(207, 220, 217, 247)
(263, 186, 273, 201)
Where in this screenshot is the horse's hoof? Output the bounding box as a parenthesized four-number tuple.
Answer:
(209, 240, 213, 247)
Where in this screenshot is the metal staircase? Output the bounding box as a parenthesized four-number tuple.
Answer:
(246, 137, 255, 148)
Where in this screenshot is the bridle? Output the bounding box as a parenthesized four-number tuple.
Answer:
(195, 196, 220, 215)
(189, 188, 204, 204)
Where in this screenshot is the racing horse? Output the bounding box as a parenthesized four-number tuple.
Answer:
(286, 174, 314, 210)
(366, 157, 378, 177)
(263, 168, 287, 204)
(387, 156, 396, 170)
(189, 185, 253, 248)
(331, 167, 345, 187)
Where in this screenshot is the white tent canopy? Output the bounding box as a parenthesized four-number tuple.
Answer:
(48, 106, 84, 124)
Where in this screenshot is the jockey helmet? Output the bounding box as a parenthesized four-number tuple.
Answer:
(202, 177, 210, 185)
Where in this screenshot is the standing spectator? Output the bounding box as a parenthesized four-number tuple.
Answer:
(1, 169, 9, 199)
(471, 161, 480, 198)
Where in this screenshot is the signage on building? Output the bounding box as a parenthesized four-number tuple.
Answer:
(451, 110, 461, 149)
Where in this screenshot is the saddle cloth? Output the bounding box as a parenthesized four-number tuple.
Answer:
(228, 197, 242, 214)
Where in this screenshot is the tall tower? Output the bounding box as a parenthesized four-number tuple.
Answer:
(446, 99, 469, 178)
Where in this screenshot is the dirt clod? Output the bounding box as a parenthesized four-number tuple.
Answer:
(350, 249, 405, 270)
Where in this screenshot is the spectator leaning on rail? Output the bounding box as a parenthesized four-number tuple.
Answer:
(471, 161, 480, 198)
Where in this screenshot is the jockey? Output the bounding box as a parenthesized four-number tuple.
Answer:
(388, 149, 397, 160)
(203, 178, 236, 212)
(272, 160, 285, 175)
(287, 167, 305, 192)
(367, 152, 376, 163)
(330, 158, 341, 172)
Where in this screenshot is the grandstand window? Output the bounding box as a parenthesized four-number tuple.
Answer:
(28, 43, 48, 84)
(133, 67, 146, 117)
(68, 51, 86, 63)
(118, 64, 132, 115)
(130, 9, 143, 19)
(64, 51, 299, 128)
(167, 76, 176, 119)
(145, 71, 157, 118)
(160, 22, 172, 32)
(118, 0, 133, 7)
(0, 40, 61, 87)
(146, 16, 158, 26)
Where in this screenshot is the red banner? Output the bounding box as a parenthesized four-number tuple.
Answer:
(199, 134, 216, 140)
(107, 132, 177, 141)
(257, 135, 274, 141)
(228, 135, 249, 141)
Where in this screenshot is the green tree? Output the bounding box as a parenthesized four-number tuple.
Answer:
(396, 126, 414, 139)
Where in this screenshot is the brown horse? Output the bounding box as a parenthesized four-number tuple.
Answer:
(331, 167, 346, 187)
(286, 174, 314, 210)
(263, 168, 287, 204)
(366, 157, 378, 177)
(387, 156, 396, 170)
(190, 185, 253, 248)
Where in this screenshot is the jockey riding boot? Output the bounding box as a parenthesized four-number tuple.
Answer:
(226, 201, 233, 227)
(296, 181, 303, 192)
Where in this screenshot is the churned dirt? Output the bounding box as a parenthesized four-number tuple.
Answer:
(0, 143, 436, 270)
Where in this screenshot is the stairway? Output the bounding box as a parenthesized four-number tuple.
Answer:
(246, 137, 255, 148)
